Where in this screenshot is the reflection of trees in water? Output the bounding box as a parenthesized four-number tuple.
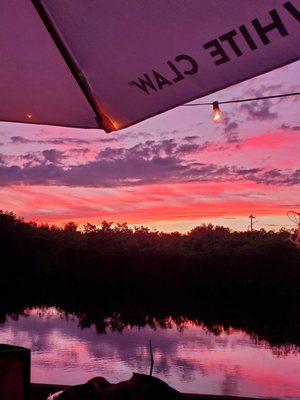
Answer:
(1, 303, 300, 396)
(1, 304, 300, 357)
(252, 339, 300, 357)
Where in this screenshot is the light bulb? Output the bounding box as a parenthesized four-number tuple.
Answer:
(212, 101, 223, 123)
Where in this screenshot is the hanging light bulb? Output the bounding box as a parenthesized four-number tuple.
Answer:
(212, 101, 223, 123)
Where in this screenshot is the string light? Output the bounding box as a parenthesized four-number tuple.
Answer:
(212, 101, 223, 123)
(182, 92, 300, 123)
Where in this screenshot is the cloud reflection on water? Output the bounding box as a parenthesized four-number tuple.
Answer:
(0, 307, 300, 398)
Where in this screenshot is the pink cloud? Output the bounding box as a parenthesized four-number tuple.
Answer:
(193, 130, 300, 170)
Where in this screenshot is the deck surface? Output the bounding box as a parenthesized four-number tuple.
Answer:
(30, 383, 266, 400)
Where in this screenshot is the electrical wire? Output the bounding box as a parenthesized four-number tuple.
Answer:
(182, 92, 300, 106)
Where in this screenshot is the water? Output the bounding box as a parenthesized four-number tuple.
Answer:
(0, 307, 300, 399)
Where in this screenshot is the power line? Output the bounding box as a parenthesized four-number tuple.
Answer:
(182, 92, 300, 107)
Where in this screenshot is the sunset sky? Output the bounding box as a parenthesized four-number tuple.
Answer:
(0, 60, 299, 232)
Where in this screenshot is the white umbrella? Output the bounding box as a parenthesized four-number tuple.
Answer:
(1, 0, 299, 132)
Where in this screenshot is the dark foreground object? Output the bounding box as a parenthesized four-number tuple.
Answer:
(41, 374, 182, 400)
(0, 344, 30, 400)
(30, 374, 264, 400)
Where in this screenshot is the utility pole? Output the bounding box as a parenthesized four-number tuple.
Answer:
(249, 214, 256, 232)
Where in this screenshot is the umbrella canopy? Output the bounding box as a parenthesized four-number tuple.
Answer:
(1, 0, 300, 132)
(0, 0, 99, 129)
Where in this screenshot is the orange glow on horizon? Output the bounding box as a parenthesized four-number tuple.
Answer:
(0, 180, 298, 232)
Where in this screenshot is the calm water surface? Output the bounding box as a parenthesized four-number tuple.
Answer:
(0, 307, 300, 399)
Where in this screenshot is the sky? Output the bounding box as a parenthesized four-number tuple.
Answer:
(0, 61, 299, 232)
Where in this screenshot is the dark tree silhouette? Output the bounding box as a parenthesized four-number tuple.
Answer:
(1, 210, 300, 349)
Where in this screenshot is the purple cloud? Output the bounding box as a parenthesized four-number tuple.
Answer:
(0, 153, 298, 189)
(177, 143, 200, 154)
(10, 136, 91, 146)
(224, 120, 239, 143)
(183, 136, 199, 142)
(240, 100, 278, 121)
(0, 137, 299, 188)
(10, 136, 32, 144)
(280, 123, 300, 131)
(42, 149, 65, 164)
